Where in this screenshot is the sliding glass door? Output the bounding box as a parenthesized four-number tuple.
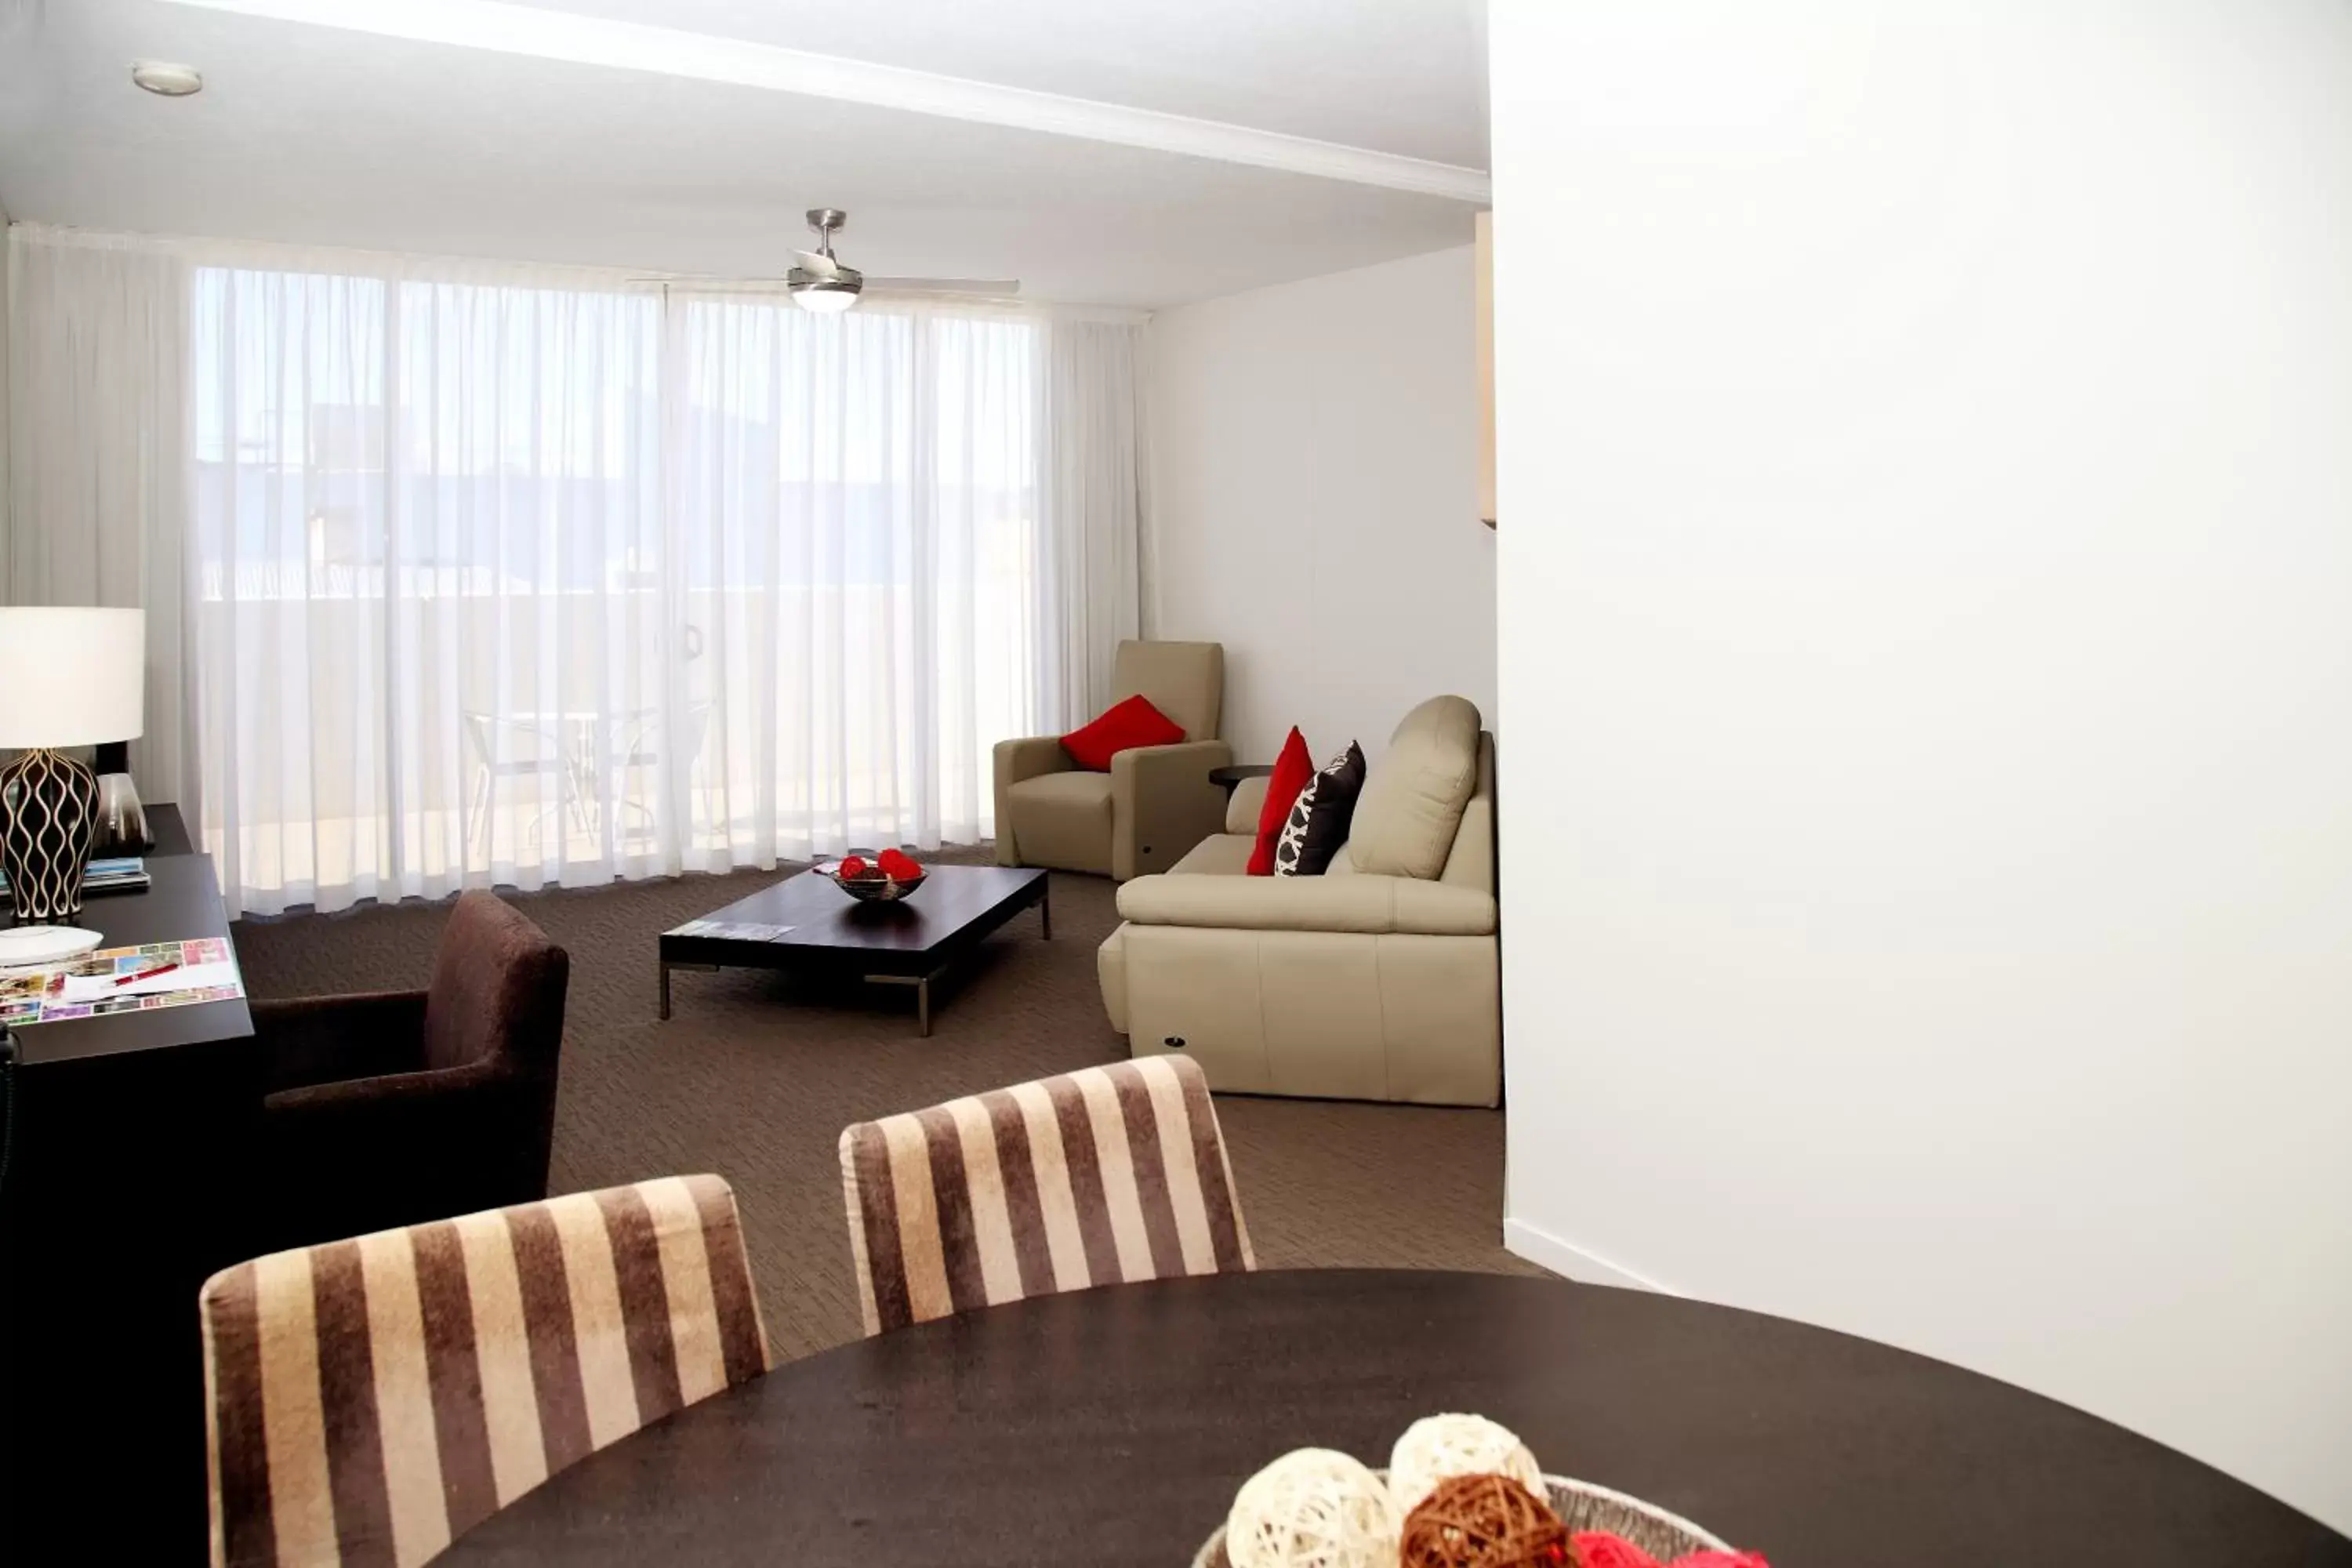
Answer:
(190, 262, 1047, 915)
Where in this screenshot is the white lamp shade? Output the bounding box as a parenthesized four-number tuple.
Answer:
(0, 607, 147, 749)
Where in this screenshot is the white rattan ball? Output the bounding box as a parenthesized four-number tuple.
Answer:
(1225, 1447, 1399, 1568)
(1387, 1414, 1544, 1515)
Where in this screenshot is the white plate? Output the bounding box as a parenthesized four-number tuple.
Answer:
(0, 924, 105, 967)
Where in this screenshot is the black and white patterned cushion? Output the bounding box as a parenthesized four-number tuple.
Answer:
(1269, 778, 1320, 877)
(1272, 741, 1366, 877)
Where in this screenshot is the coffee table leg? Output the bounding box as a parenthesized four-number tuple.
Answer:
(866, 969, 941, 1036)
(659, 963, 720, 1021)
(1040, 885, 1052, 940)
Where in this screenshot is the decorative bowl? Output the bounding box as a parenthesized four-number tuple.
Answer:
(818, 862, 926, 902)
(1189, 1471, 1728, 1568)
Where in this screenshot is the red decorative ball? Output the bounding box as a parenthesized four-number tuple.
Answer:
(1570, 1535, 1659, 1568)
(1400, 1472, 1570, 1568)
(1569, 1533, 1771, 1568)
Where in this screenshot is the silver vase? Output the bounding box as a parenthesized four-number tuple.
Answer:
(89, 740, 156, 860)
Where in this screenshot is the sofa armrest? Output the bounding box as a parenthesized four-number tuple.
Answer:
(1116, 871, 1496, 935)
(262, 1059, 543, 1193)
(993, 735, 1075, 865)
(1225, 774, 1271, 834)
(259, 1059, 547, 1247)
(996, 735, 1072, 786)
(252, 991, 430, 1094)
(264, 1057, 506, 1121)
(1110, 739, 1233, 880)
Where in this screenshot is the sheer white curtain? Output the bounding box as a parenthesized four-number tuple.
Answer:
(670, 296, 1047, 862)
(190, 255, 673, 912)
(1041, 320, 1145, 720)
(6, 227, 1146, 916)
(4, 231, 199, 810)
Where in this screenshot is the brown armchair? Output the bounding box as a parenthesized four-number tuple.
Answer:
(254, 891, 570, 1250)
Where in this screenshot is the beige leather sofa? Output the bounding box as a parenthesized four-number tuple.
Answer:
(1098, 695, 1499, 1107)
(993, 640, 1232, 881)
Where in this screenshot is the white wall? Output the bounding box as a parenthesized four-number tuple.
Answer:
(1494, 0, 2352, 1534)
(0, 203, 11, 599)
(1149, 246, 1494, 762)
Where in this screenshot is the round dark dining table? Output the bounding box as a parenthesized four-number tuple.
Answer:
(437, 1269, 2348, 1566)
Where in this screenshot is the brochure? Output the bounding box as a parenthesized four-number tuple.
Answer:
(0, 936, 246, 1027)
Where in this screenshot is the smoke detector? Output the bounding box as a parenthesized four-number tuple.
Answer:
(131, 60, 203, 96)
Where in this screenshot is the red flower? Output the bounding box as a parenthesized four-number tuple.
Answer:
(838, 855, 871, 879)
(877, 848, 923, 879)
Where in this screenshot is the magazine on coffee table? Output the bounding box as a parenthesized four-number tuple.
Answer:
(664, 918, 797, 942)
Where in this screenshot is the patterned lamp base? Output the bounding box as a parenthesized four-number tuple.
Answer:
(1, 746, 100, 924)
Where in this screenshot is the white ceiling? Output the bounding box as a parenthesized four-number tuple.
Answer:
(507, 0, 1492, 169)
(0, 0, 1489, 309)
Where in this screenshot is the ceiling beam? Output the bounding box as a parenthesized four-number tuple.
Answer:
(160, 0, 1494, 204)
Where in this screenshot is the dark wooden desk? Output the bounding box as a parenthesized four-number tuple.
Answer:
(10, 807, 253, 1061)
(0, 806, 255, 1566)
(438, 1270, 2350, 1568)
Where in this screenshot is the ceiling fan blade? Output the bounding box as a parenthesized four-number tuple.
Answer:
(789, 249, 844, 279)
(623, 277, 796, 292)
(864, 278, 1022, 296)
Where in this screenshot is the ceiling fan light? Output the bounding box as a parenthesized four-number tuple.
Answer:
(131, 60, 205, 96)
(789, 279, 858, 314)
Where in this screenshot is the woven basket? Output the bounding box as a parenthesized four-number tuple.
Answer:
(1190, 1471, 1727, 1567)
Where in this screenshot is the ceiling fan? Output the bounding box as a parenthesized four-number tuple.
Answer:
(637, 209, 1021, 314)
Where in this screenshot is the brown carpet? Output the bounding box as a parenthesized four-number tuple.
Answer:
(230, 854, 1543, 1361)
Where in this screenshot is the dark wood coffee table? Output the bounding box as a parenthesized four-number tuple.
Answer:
(657, 864, 1050, 1036)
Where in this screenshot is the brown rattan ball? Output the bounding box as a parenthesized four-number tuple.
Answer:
(1399, 1472, 1570, 1568)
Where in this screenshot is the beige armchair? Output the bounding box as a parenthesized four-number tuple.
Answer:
(1097, 695, 1499, 1107)
(994, 640, 1232, 881)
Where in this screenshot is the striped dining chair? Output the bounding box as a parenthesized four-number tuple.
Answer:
(199, 1174, 770, 1568)
(838, 1053, 1254, 1336)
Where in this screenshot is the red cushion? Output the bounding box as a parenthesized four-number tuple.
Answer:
(1247, 727, 1316, 875)
(1060, 695, 1186, 771)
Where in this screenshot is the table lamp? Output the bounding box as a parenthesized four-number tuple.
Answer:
(0, 608, 147, 930)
